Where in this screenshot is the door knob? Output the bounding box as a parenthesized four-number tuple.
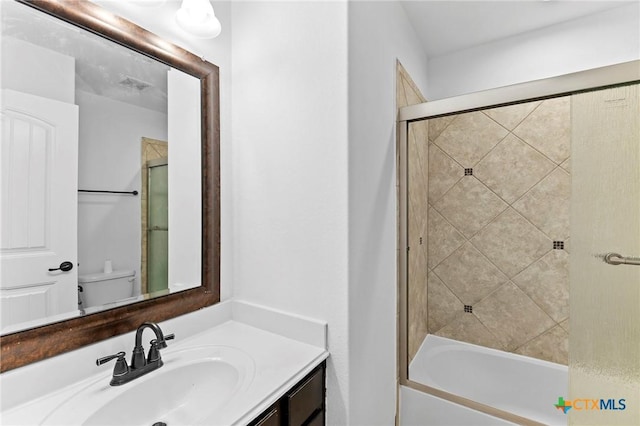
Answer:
(49, 261, 74, 272)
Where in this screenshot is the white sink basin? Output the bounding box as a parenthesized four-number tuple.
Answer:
(41, 345, 255, 426)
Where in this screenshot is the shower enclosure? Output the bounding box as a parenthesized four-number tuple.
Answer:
(147, 158, 168, 294)
(398, 61, 640, 425)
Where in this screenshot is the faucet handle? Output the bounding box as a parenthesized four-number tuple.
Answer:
(96, 351, 129, 377)
(147, 333, 175, 363)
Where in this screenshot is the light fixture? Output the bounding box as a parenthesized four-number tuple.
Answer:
(175, 0, 221, 39)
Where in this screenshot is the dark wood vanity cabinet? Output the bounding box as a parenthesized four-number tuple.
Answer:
(249, 362, 326, 426)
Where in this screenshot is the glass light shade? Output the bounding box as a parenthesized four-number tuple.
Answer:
(175, 0, 221, 39)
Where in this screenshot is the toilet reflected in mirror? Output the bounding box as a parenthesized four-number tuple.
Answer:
(78, 270, 136, 310)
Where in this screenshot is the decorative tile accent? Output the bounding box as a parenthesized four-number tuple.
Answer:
(471, 208, 552, 278)
(513, 168, 571, 240)
(427, 206, 466, 269)
(464, 305, 473, 313)
(553, 241, 564, 250)
(515, 325, 568, 365)
(483, 101, 542, 131)
(434, 111, 509, 166)
(513, 250, 569, 322)
(433, 177, 508, 238)
(428, 144, 464, 203)
(474, 282, 556, 351)
(428, 115, 456, 142)
(513, 97, 571, 164)
(427, 271, 463, 333)
(434, 313, 504, 350)
(474, 134, 556, 204)
(464, 168, 473, 176)
(433, 242, 508, 305)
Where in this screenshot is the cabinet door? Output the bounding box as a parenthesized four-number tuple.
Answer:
(286, 366, 324, 426)
(251, 404, 281, 426)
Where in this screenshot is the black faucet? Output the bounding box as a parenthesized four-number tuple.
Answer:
(96, 322, 174, 386)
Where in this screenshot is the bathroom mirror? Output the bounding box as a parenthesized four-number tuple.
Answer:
(0, 0, 220, 372)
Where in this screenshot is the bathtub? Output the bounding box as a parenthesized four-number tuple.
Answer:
(407, 335, 568, 425)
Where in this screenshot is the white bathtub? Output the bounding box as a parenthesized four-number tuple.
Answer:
(407, 335, 568, 425)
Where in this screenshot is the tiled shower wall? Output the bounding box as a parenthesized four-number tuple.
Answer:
(398, 63, 571, 365)
(426, 98, 571, 365)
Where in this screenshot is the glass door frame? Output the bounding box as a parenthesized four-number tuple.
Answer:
(397, 60, 640, 426)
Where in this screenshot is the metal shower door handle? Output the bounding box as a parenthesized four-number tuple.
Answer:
(604, 253, 640, 266)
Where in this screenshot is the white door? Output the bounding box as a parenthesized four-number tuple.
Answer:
(0, 89, 79, 332)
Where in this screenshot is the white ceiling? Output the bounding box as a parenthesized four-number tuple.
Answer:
(400, 1, 636, 58)
(2, 1, 170, 113)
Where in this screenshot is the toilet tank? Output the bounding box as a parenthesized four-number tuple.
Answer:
(78, 270, 136, 309)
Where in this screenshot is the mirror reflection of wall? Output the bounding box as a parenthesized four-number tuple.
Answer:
(0, 1, 201, 334)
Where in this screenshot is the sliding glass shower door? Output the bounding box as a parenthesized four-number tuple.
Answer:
(569, 84, 640, 426)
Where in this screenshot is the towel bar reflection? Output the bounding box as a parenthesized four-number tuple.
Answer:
(604, 253, 640, 266)
(78, 189, 139, 196)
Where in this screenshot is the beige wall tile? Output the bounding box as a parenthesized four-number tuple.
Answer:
(408, 129, 429, 227)
(433, 177, 508, 238)
(515, 325, 568, 365)
(559, 318, 570, 332)
(408, 249, 428, 332)
(428, 144, 463, 202)
(434, 111, 509, 166)
(428, 271, 463, 333)
(474, 134, 556, 204)
(513, 167, 571, 240)
(513, 96, 571, 164)
(484, 100, 541, 131)
(434, 242, 508, 305)
(513, 249, 569, 322)
(403, 76, 425, 106)
(411, 120, 429, 172)
(560, 157, 571, 173)
(396, 67, 408, 108)
(474, 282, 556, 351)
(434, 313, 504, 350)
(428, 115, 456, 142)
(408, 321, 428, 362)
(471, 208, 552, 278)
(427, 206, 466, 269)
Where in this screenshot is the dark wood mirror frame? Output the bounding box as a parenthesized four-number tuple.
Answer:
(0, 0, 220, 373)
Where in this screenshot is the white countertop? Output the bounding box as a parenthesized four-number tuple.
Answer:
(0, 300, 329, 426)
